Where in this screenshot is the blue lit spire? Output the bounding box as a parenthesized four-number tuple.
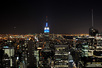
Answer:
(46, 23, 48, 27)
(44, 16, 50, 33)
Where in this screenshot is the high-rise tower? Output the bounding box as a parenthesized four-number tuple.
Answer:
(89, 9, 98, 36)
(44, 16, 50, 33)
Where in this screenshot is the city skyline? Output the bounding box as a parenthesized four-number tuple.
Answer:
(1, 0, 102, 34)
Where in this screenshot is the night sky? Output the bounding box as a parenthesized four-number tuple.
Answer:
(1, 0, 102, 34)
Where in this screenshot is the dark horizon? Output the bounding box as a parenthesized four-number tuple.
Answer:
(1, 0, 102, 34)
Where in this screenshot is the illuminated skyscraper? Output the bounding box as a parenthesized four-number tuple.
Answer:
(44, 16, 50, 33)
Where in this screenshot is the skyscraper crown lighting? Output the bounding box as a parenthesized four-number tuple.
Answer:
(44, 16, 50, 33)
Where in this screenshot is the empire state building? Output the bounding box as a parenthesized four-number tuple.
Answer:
(44, 16, 50, 33)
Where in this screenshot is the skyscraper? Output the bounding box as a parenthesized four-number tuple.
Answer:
(44, 16, 50, 33)
(27, 38, 37, 68)
(89, 9, 98, 36)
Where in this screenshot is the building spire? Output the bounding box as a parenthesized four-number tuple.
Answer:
(46, 16, 48, 27)
(46, 16, 48, 22)
(92, 9, 93, 27)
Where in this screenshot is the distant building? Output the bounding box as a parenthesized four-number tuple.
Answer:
(89, 9, 99, 36)
(44, 16, 50, 33)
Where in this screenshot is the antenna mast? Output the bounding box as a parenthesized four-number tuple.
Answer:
(92, 9, 93, 27)
(46, 16, 48, 27)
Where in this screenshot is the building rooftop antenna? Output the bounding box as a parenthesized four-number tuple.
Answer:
(92, 9, 94, 27)
(46, 16, 48, 27)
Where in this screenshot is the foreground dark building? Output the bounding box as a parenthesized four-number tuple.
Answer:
(27, 39, 37, 68)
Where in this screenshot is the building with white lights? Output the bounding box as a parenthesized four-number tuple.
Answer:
(44, 16, 50, 33)
(44, 23, 50, 33)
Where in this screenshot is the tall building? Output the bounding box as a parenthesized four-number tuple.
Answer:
(44, 16, 50, 33)
(89, 9, 99, 36)
(2, 46, 14, 67)
(27, 39, 37, 68)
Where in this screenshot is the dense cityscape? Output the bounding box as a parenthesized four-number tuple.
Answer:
(0, 16, 102, 68)
(1, 0, 102, 68)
